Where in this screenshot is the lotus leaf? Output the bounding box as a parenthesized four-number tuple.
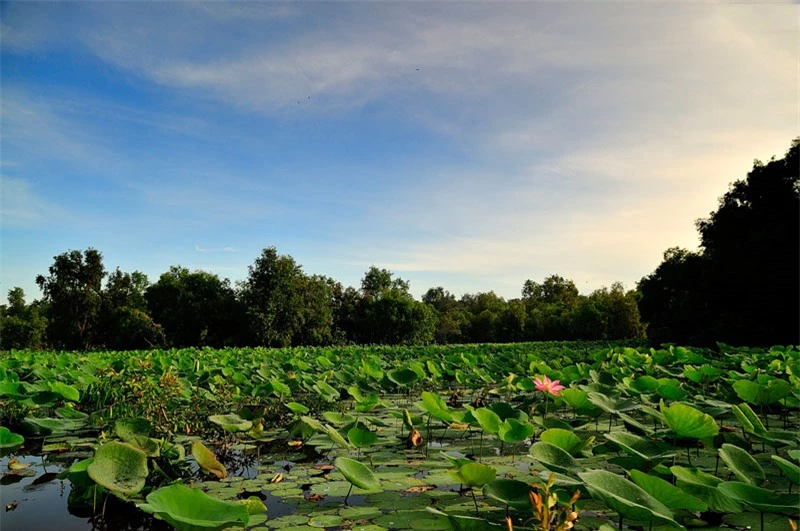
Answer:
(191, 441, 227, 479)
(578, 469, 679, 527)
(115, 417, 152, 441)
(139, 484, 249, 531)
(629, 470, 707, 512)
(208, 414, 253, 432)
(0, 426, 24, 450)
(472, 408, 501, 435)
(420, 391, 453, 423)
(285, 402, 309, 415)
(483, 479, 536, 511)
(334, 457, 381, 492)
(670, 466, 743, 513)
(387, 368, 419, 387)
(660, 400, 719, 440)
(87, 441, 148, 495)
(497, 418, 534, 444)
(718, 444, 765, 485)
(717, 482, 800, 514)
(530, 441, 578, 474)
(771, 455, 800, 485)
(347, 426, 378, 448)
(448, 461, 496, 488)
(540, 428, 581, 455)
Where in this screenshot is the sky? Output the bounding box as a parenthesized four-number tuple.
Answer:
(1, 1, 797, 303)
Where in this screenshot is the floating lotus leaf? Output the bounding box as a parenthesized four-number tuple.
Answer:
(717, 482, 800, 514)
(483, 479, 536, 511)
(0, 426, 24, 450)
(660, 400, 718, 440)
(771, 455, 800, 485)
(25, 417, 85, 433)
(138, 484, 249, 531)
(426, 508, 503, 531)
(191, 441, 227, 479)
(718, 443, 765, 485)
(57, 458, 95, 488)
(114, 417, 152, 441)
(334, 457, 381, 492)
(448, 462, 496, 488)
(208, 414, 253, 433)
(55, 407, 89, 420)
(629, 470, 707, 512)
(497, 418, 534, 444)
(578, 469, 679, 527)
(530, 441, 578, 474)
(237, 496, 267, 515)
(87, 441, 148, 495)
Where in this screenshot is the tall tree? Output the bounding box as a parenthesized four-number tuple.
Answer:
(0, 288, 48, 349)
(36, 249, 106, 349)
(146, 266, 244, 347)
(100, 269, 164, 350)
(639, 138, 800, 345)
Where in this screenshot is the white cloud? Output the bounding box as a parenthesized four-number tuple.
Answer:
(0, 176, 72, 228)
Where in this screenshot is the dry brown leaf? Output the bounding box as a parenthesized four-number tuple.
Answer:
(403, 485, 435, 493)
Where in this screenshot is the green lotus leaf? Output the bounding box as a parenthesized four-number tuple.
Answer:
(322, 411, 355, 426)
(87, 441, 148, 495)
(285, 402, 309, 415)
(387, 368, 419, 387)
(115, 417, 152, 441)
(530, 441, 578, 474)
(660, 400, 718, 440)
(237, 496, 267, 515)
(0, 426, 24, 450)
(269, 378, 292, 398)
(578, 469, 678, 527)
(472, 408, 502, 435)
(323, 424, 351, 449)
(57, 457, 95, 488)
(558, 389, 598, 414)
(587, 392, 638, 414)
(426, 508, 503, 531)
(449, 461, 496, 488)
(129, 435, 161, 457)
(540, 428, 581, 455)
(630, 375, 660, 394)
(420, 391, 453, 423)
(605, 432, 673, 462)
(313, 380, 340, 402)
(718, 444, 765, 485)
(629, 470, 707, 512)
(717, 482, 800, 514)
(497, 418, 534, 444)
(25, 417, 85, 433)
(347, 426, 378, 448)
(191, 441, 227, 479)
(670, 466, 743, 513)
(138, 484, 249, 531)
(483, 479, 536, 511)
(334, 457, 381, 492)
(402, 408, 415, 429)
(771, 455, 800, 485)
(48, 381, 80, 402)
(55, 407, 89, 420)
(208, 414, 253, 433)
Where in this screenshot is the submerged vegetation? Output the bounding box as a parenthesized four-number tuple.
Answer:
(1, 341, 798, 530)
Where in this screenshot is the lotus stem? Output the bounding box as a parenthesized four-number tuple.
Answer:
(345, 483, 353, 505)
(471, 489, 480, 516)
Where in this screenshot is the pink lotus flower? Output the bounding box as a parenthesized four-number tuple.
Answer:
(534, 375, 566, 397)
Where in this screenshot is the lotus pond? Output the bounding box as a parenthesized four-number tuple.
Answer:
(1, 342, 799, 531)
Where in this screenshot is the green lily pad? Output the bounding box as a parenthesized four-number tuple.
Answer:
(309, 514, 343, 528)
(718, 443, 765, 485)
(87, 441, 148, 495)
(139, 484, 249, 531)
(335, 457, 382, 492)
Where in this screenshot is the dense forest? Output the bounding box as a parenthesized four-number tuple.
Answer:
(2, 139, 797, 350)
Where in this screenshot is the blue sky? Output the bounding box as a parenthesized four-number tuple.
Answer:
(1, 2, 796, 302)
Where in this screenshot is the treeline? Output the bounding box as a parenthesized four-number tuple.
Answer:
(0, 247, 644, 350)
